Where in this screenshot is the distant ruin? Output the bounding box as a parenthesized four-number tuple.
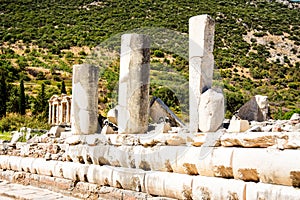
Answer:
(48, 94, 72, 126)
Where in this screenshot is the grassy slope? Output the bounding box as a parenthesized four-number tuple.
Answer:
(0, 0, 299, 119)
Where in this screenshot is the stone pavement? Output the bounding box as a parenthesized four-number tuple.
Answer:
(0, 180, 79, 200)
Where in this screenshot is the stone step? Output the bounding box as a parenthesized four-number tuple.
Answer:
(1, 167, 300, 200)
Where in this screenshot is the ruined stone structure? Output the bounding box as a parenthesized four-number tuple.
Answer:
(189, 15, 224, 133)
(48, 94, 72, 126)
(118, 34, 151, 134)
(71, 64, 99, 135)
(0, 15, 299, 200)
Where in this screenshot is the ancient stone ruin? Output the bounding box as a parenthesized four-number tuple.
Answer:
(48, 94, 72, 126)
(0, 15, 299, 199)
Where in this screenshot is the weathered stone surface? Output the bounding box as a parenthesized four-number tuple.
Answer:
(48, 125, 65, 137)
(112, 167, 145, 192)
(32, 158, 56, 176)
(118, 34, 150, 134)
(107, 106, 118, 125)
(144, 172, 193, 199)
(246, 182, 300, 200)
(291, 113, 300, 121)
(192, 176, 246, 200)
(87, 165, 113, 186)
(198, 89, 224, 132)
(10, 131, 23, 144)
(100, 125, 115, 134)
(237, 96, 265, 122)
(189, 14, 215, 133)
(150, 97, 185, 127)
(196, 147, 233, 178)
(255, 95, 268, 121)
(232, 148, 300, 186)
(9, 156, 23, 171)
(227, 120, 250, 133)
(71, 64, 99, 135)
(221, 132, 300, 149)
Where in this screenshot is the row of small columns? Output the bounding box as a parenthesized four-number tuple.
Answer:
(48, 100, 71, 125)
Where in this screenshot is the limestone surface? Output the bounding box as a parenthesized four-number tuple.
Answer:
(118, 34, 150, 134)
(237, 96, 265, 122)
(71, 64, 99, 135)
(227, 120, 250, 133)
(189, 14, 215, 133)
(198, 89, 224, 132)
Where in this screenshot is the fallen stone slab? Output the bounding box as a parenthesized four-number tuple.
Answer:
(237, 96, 265, 122)
(227, 119, 250, 133)
(150, 97, 185, 127)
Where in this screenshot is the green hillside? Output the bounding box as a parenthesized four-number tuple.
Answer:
(0, 0, 299, 131)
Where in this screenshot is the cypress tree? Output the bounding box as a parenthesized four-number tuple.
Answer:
(61, 80, 67, 94)
(0, 69, 7, 118)
(19, 79, 26, 115)
(41, 82, 46, 108)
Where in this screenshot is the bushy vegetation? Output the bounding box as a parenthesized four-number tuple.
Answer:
(0, 0, 299, 125)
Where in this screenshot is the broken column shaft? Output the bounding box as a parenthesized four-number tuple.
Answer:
(118, 34, 150, 134)
(189, 15, 224, 133)
(71, 64, 99, 135)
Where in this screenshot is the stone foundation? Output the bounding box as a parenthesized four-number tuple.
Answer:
(1, 130, 300, 199)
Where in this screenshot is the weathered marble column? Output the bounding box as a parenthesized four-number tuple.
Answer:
(48, 102, 52, 124)
(51, 104, 55, 124)
(66, 101, 70, 124)
(118, 34, 150, 134)
(71, 64, 99, 135)
(189, 15, 215, 133)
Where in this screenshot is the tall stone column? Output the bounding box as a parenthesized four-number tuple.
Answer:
(189, 15, 215, 133)
(118, 34, 150, 134)
(71, 64, 99, 135)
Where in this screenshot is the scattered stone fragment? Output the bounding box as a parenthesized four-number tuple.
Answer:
(237, 96, 265, 122)
(198, 89, 224, 132)
(150, 97, 185, 127)
(10, 131, 23, 144)
(255, 95, 269, 121)
(290, 113, 300, 124)
(48, 125, 65, 138)
(107, 106, 118, 125)
(272, 125, 282, 132)
(101, 124, 116, 135)
(227, 120, 250, 133)
(247, 125, 262, 132)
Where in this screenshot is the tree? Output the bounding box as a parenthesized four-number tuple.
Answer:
(0, 69, 7, 118)
(32, 82, 47, 115)
(19, 79, 26, 115)
(61, 80, 67, 94)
